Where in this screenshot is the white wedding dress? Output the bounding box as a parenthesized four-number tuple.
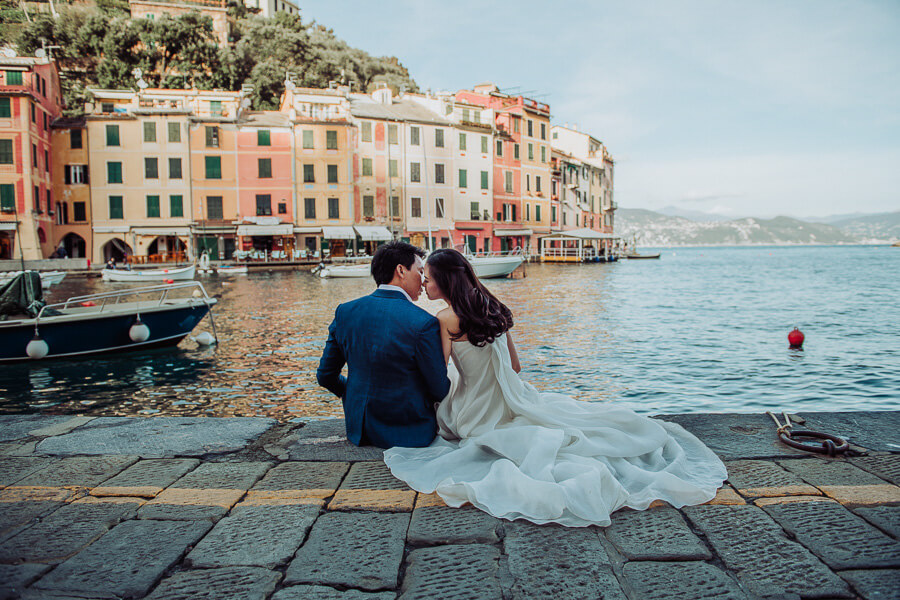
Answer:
(383, 334, 728, 527)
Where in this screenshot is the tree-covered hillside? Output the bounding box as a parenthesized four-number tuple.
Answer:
(10, 1, 418, 114)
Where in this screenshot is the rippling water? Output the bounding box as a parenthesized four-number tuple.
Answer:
(1, 245, 898, 420)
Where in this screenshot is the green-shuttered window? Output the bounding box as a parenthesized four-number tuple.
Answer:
(145, 157, 158, 179)
(109, 195, 123, 219)
(328, 197, 339, 219)
(458, 169, 467, 188)
(303, 164, 314, 182)
(146, 195, 160, 218)
(481, 170, 488, 190)
(170, 195, 183, 217)
(459, 132, 466, 151)
(258, 158, 271, 178)
(0, 98, 10, 118)
(168, 122, 181, 143)
(107, 162, 123, 184)
(326, 130, 337, 150)
(327, 164, 338, 183)
(258, 130, 270, 146)
(169, 158, 182, 179)
(0, 184, 14, 212)
(143, 121, 156, 143)
(0, 139, 13, 164)
(302, 130, 314, 149)
(70, 129, 82, 149)
(106, 125, 120, 147)
(481, 136, 488, 154)
(362, 158, 372, 177)
(205, 156, 221, 179)
(535, 205, 542, 222)
(6, 71, 23, 85)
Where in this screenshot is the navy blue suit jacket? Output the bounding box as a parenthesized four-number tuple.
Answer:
(316, 289, 451, 448)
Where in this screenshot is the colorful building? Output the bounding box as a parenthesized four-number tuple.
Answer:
(0, 55, 63, 260)
(456, 83, 550, 253)
(50, 117, 92, 259)
(282, 86, 357, 257)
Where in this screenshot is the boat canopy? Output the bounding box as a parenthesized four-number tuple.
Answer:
(353, 226, 392, 241)
(0, 271, 48, 320)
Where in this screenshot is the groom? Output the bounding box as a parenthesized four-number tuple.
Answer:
(316, 241, 450, 448)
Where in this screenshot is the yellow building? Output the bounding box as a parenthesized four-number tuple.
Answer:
(282, 86, 357, 257)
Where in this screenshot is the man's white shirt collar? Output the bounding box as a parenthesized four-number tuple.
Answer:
(378, 284, 413, 302)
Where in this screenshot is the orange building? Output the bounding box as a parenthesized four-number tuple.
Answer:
(0, 55, 63, 260)
(49, 117, 92, 259)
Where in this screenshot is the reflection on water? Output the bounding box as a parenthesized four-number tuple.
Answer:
(1, 245, 899, 420)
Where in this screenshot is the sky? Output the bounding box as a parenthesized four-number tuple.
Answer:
(301, 0, 900, 219)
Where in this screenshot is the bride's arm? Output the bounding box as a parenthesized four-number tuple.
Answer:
(436, 309, 453, 364)
(506, 331, 521, 373)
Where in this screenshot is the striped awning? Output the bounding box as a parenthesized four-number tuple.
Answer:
(321, 226, 356, 240)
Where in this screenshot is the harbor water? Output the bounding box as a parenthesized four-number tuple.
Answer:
(1, 245, 898, 420)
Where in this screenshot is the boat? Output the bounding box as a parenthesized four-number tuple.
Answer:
(197, 252, 248, 275)
(468, 254, 525, 278)
(0, 273, 217, 362)
(624, 252, 661, 259)
(0, 270, 66, 289)
(317, 263, 371, 278)
(102, 264, 196, 282)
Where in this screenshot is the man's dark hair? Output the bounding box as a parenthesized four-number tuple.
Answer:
(371, 241, 426, 285)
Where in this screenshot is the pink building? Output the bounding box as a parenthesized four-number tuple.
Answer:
(235, 112, 295, 257)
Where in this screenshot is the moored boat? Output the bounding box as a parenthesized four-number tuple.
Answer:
(317, 263, 370, 278)
(0, 275, 216, 362)
(624, 252, 661, 259)
(102, 264, 196, 282)
(468, 254, 525, 278)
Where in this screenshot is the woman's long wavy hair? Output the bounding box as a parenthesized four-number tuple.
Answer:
(426, 249, 514, 346)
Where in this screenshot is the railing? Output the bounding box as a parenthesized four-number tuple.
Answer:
(34, 281, 212, 322)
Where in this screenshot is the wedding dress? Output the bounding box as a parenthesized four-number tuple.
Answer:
(383, 334, 728, 527)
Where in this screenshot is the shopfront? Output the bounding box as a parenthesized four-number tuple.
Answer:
(493, 228, 533, 254)
(321, 226, 356, 258)
(236, 223, 294, 259)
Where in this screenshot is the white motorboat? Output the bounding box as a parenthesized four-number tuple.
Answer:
(317, 264, 371, 278)
(102, 264, 196, 282)
(0, 270, 66, 289)
(467, 255, 524, 279)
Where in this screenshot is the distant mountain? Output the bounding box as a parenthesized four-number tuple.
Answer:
(821, 212, 900, 243)
(616, 208, 862, 246)
(657, 205, 738, 222)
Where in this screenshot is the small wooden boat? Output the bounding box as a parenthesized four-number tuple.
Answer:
(0, 275, 216, 362)
(624, 252, 661, 259)
(102, 264, 196, 282)
(0, 270, 66, 288)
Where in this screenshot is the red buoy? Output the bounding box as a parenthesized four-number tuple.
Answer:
(788, 327, 804, 348)
(164, 279, 174, 284)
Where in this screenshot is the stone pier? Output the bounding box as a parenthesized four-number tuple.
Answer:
(0, 411, 897, 599)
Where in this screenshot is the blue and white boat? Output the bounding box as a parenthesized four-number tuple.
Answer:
(0, 274, 217, 362)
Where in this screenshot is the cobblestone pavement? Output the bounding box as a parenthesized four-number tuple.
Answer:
(0, 412, 897, 600)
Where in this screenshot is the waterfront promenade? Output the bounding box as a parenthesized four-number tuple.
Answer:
(0, 411, 897, 599)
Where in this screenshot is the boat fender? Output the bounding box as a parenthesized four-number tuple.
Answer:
(192, 290, 203, 298)
(164, 279, 174, 284)
(129, 316, 151, 342)
(193, 331, 216, 346)
(26, 333, 49, 359)
(80, 301, 96, 307)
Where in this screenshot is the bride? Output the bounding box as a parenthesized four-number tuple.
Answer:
(383, 249, 728, 527)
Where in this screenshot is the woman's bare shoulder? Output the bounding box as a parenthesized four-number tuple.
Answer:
(436, 307, 460, 327)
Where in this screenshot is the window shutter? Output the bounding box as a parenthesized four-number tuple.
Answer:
(64, 165, 71, 185)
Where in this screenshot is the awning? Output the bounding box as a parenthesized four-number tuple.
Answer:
(353, 226, 392, 241)
(294, 226, 322, 234)
(93, 226, 130, 234)
(494, 228, 533, 237)
(321, 226, 356, 240)
(0, 222, 17, 231)
(236, 224, 294, 236)
(131, 227, 191, 237)
(541, 228, 619, 240)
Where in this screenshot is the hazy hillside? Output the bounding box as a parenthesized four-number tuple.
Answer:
(821, 212, 900, 242)
(617, 208, 862, 246)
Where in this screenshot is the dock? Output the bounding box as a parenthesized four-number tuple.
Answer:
(0, 411, 897, 599)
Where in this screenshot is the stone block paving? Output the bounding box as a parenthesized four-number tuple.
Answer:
(2, 412, 899, 600)
(91, 458, 200, 498)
